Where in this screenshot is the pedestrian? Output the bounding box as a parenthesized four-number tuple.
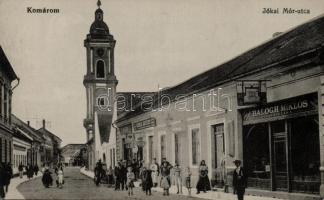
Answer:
(126, 167, 135, 196)
(0, 163, 6, 199)
(26, 164, 34, 179)
(142, 166, 153, 195)
(184, 166, 192, 195)
(34, 165, 39, 176)
(139, 166, 146, 192)
(4, 163, 13, 193)
(150, 158, 159, 187)
(94, 161, 103, 186)
(233, 160, 247, 200)
(57, 166, 64, 189)
(196, 160, 211, 194)
(42, 167, 53, 188)
(114, 162, 122, 190)
(161, 157, 171, 168)
(18, 162, 24, 178)
(160, 161, 172, 196)
(121, 160, 127, 190)
(107, 166, 114, 187)
(173, 162, 182, 194)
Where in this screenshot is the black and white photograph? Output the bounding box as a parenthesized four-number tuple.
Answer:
(0, 0, 324, 199)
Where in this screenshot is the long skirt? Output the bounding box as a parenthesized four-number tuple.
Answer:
(42, 173, 53, 187)
(151, 171, 158, 184)
(160, 176, 170, 190)
(58, 174, 64, 184)
(196, 176, 211, 192)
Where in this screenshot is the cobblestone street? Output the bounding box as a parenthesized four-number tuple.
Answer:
(17, 167, 206, 200)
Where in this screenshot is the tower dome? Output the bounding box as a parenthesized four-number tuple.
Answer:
(88, 0, 113, 39)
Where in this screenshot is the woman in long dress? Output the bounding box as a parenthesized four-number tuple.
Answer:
(42, 167, 53, 188)
(57, 167, 64, 189)
(150, 159, 159, 187)
(160, 162, 172, 196)
(196, 160, 211, 194)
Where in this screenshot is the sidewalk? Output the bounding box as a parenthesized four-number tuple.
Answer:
(4, 174, 42, 200)
(80, 168, 283, 200)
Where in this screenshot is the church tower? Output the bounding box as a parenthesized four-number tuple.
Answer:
(83, 0, 118, 170)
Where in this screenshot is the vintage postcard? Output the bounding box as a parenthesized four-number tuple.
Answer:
(0, 0, 324, 199)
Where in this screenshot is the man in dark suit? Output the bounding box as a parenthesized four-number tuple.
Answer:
(233, 160, 247, 200)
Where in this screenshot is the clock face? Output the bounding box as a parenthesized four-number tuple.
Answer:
(97, 48, 104, 57)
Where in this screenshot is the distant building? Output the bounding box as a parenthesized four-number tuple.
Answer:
(37, 119, 62, 165)
(61, 144, 86, 166)
(11, 114, 44, 172)
(11, 126, 32, 174)
(0, 46, 19, 164)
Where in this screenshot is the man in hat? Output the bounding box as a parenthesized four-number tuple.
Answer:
(233, 160, 247, 200)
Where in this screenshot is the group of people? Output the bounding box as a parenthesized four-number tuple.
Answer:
(92, 158, 248, 200)
(0, 162, 13, 199)
(41, 163, 65, 189)
(17, 163, 39, 179)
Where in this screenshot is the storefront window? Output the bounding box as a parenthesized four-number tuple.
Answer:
(243, 123, 271, 189)
(290, 116, 320, 194)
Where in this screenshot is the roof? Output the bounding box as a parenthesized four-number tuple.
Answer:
(37, 127, 62, 143)
(87, 5, 114, 41)
(61, 144, 86, 157)
(11, 114, 44, 143)
(0, 46, 18, 81)
(12, 128, 32, 143)
(117, 14, 324, 122)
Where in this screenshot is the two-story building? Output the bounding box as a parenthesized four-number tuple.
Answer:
(11, 114, 44, 170)
(37, 119, 62, 165)
(0, 46, 19, 164)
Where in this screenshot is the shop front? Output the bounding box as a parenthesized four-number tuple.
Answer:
(241, 93, 320, 194)
(120, 117, 156, 163)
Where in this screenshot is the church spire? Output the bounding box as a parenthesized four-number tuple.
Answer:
(97, 0, 101, 8)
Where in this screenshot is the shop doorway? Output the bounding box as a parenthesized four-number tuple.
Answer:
(271, 120, 288, 191)
(211, 123, 225, 187)
(243, 116, 320, 194)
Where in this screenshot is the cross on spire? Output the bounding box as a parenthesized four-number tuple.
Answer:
(97, 0, 101, 8)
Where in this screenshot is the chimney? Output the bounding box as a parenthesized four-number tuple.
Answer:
(43, 119, 46, 129)
(27, 121, 30, 126)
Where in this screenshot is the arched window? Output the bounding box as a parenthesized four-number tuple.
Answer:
(96, 60, 105, 78)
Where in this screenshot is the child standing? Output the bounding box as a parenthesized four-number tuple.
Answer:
(185, 167, 192, 195)
(126, 167, 135, 196)
(173, 163, 182, 194)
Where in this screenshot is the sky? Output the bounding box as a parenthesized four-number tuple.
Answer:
(0, 0, 323, 145)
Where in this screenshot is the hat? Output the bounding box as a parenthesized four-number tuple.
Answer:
(233, 159, 241, 164)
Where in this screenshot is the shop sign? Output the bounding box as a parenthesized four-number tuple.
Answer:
(242, 94, 317, 124)
(120, 124, 132, 135)
(237, 80, 267, 106)
(133, 118, 156, 131)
